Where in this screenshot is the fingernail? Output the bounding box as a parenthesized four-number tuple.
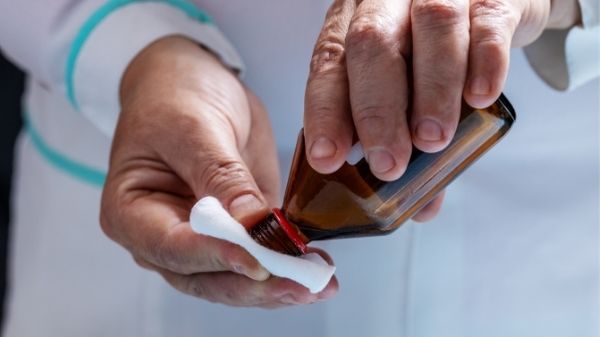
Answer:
(470, 76, 490, 96)
(366, 148, 396, 174)
(415, 119, 443, 142)
(249, 265, 271, 281)
(229, 194, 263, 220)
(310, 137, 337, 160)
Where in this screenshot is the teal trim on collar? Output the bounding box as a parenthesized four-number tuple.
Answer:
(66, 0, 213, 109)
(24, 111, 107, 187)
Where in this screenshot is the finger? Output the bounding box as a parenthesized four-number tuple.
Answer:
(304, 247, 340, 301)
(136, 205, 269, 280)
(156, 222, 271, 280)
(304, 0, 356, 174)
(316, 274, 340, 302)
(102, 176, 269, 279)
(131, 43, 271, 227)
(306, 246, 335, 266)
(156, 98, 271, 227)
(463, 0, 519, 108)
(412, 190, 445, 222)
(242, 88, 281, 207)
(410, 0, 470, 152)
(160, 268, 339, 307)
(346, 0, 413, 181)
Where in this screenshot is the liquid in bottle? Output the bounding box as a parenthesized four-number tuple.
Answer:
(249, 94, 516, 256)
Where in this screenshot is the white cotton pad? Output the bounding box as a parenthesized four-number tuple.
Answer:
(346, 142, 365, 165)
(189, 197, 336, 293)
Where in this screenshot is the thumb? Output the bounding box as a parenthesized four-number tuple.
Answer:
(195, 149, 270, 228)
(228, 192, 271, 229)
(171, 114, 270, 228)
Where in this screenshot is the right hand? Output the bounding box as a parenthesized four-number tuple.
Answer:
(302, 0, 581, 222)
(100, 36, 338, 308)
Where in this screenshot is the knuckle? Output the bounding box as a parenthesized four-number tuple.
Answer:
(187, 279, 211, 300)
(346, 15, 393, 54)
(310, 41, 346, 75)
(200, 158, 254, 197)
(473, 29, 508, 52)
(353, 106, 388, 128)
(470, 0, 511, 18)
(412, 0, 463, 28)
(470, 0, 515, 47)
(222, 287, 245, 305)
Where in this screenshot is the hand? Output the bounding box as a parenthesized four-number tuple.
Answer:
(100, 36, 338, 308)
(303, 0, 580, 219)
(305, 0, 580, 176)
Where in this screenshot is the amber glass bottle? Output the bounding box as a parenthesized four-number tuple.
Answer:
(249, 94, 516, 256)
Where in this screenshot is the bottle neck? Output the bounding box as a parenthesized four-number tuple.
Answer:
(248, 209, 308, 256)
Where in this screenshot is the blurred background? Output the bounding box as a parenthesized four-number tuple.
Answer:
(0, 52, 23, 329)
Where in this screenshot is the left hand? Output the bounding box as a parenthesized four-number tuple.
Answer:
(100, 36, 338, 308)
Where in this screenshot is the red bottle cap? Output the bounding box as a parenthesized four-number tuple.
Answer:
(271, 208, 308, 255)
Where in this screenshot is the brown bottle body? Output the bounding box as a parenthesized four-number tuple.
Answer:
(250, 95, 516, 255)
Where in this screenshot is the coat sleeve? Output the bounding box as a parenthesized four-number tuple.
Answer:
(0, 0, 244, 136)
(524, 0, 600, 91)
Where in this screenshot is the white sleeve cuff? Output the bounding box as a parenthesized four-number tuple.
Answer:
(524, 26, 600, 91)
(72, 2, 244, 137)
(524, 0, 600, 91)
(579, 0, 599, 28)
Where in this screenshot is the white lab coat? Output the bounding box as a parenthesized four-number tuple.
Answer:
(0, 1, 599, 336)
